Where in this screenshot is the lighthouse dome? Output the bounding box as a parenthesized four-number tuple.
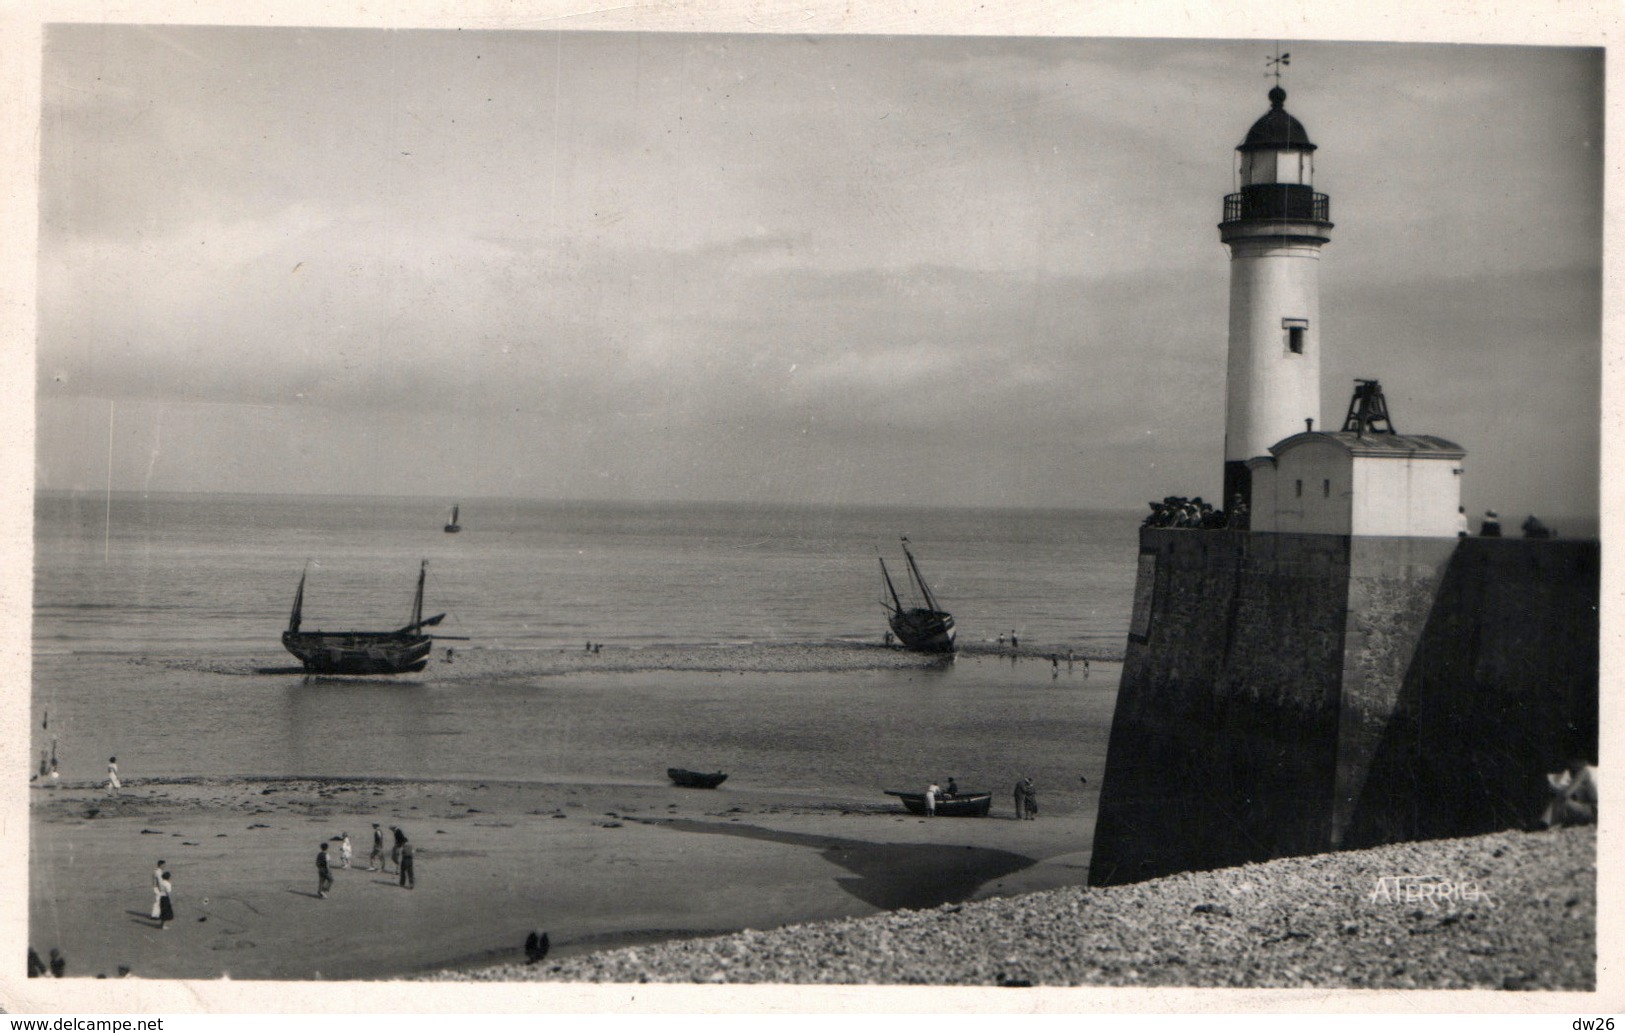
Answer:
(1240, 86, 1316, 152)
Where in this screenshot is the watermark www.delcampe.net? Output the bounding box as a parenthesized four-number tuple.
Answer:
(1368, 874, 1496, 908)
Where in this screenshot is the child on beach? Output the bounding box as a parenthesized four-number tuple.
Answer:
(338, 832, 352, 869)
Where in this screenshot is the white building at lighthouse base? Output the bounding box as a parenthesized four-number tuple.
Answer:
(1246, 431, 1466, 537)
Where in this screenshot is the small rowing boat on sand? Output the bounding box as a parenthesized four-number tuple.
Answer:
(668, 768, 728, 789)
(885, 790, 992, 817)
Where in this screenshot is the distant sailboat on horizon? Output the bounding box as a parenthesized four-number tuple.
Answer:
(444, 504, 461, 533)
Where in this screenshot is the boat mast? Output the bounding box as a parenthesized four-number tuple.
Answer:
(411, 560, 426, 630)
(900, 537, 942, 613)
(288, 569, 306, 633)
(878, 555, 905, 615)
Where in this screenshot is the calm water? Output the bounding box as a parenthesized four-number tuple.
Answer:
(33, 493, 1137, 809)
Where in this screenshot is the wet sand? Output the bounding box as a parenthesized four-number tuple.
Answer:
(27, 773, 1096, 982)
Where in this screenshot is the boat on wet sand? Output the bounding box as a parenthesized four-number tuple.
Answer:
(281, 560, 453, 675)
(668, 768, 728, 789)
(885, 790, 993, 817)
(879, 537, 956, 653)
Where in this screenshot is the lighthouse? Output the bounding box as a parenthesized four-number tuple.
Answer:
(1219, 85, 1333, 512)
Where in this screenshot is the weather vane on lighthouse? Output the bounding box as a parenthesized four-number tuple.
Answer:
(1266, 46, 1291, 83)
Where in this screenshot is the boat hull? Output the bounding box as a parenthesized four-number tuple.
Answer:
(282, 631, 434, 675)
(889, 609, 956, 653)
(668, 768, 728, 789)
(885, 790, 992, 817)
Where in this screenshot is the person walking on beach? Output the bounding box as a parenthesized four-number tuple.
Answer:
(398, 836, 416, 889)
(106, 757, 121, 797)
(391, 826, 406, 872)
(338, 831, 353, 869)
(316, 842, 333, 899)
(369, 823, 386, 872)
(156, 870, 174, 930)
(924, 782, 939, 817)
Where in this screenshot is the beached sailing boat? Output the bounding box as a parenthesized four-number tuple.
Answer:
(879, 537, 956, 654)
(444, 504, 461, 533)
(281, 560, 452, 674)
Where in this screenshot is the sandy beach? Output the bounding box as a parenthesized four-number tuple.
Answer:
(25, 773, 1595, 993)
(28, 772, 1098, 982)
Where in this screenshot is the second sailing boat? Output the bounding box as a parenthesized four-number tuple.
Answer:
(879, 537, 956, 654)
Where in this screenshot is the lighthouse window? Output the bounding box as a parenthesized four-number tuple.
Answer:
(1283, 318, 1309, 355)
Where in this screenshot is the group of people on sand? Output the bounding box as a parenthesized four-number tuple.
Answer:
(923, 778, 960, 815)
(31, 744, 61, 789)
(922, 776, 1040, 820)
(1013, 776, 1038, 820)
(318, 823, 415, 897)
(150, 860, 175, 929)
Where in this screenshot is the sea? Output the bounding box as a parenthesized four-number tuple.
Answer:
(31, 492, 1140, 814)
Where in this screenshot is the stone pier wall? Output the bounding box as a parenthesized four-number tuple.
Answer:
(1088, 530, 1598, 887)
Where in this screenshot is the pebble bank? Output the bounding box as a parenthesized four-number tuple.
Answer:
(436, 826, 1594, 989)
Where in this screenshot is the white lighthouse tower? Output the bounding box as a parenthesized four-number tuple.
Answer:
(1219, 84, 1333, 512)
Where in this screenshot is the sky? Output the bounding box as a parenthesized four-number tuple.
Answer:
(31, 25, 1604, 522)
